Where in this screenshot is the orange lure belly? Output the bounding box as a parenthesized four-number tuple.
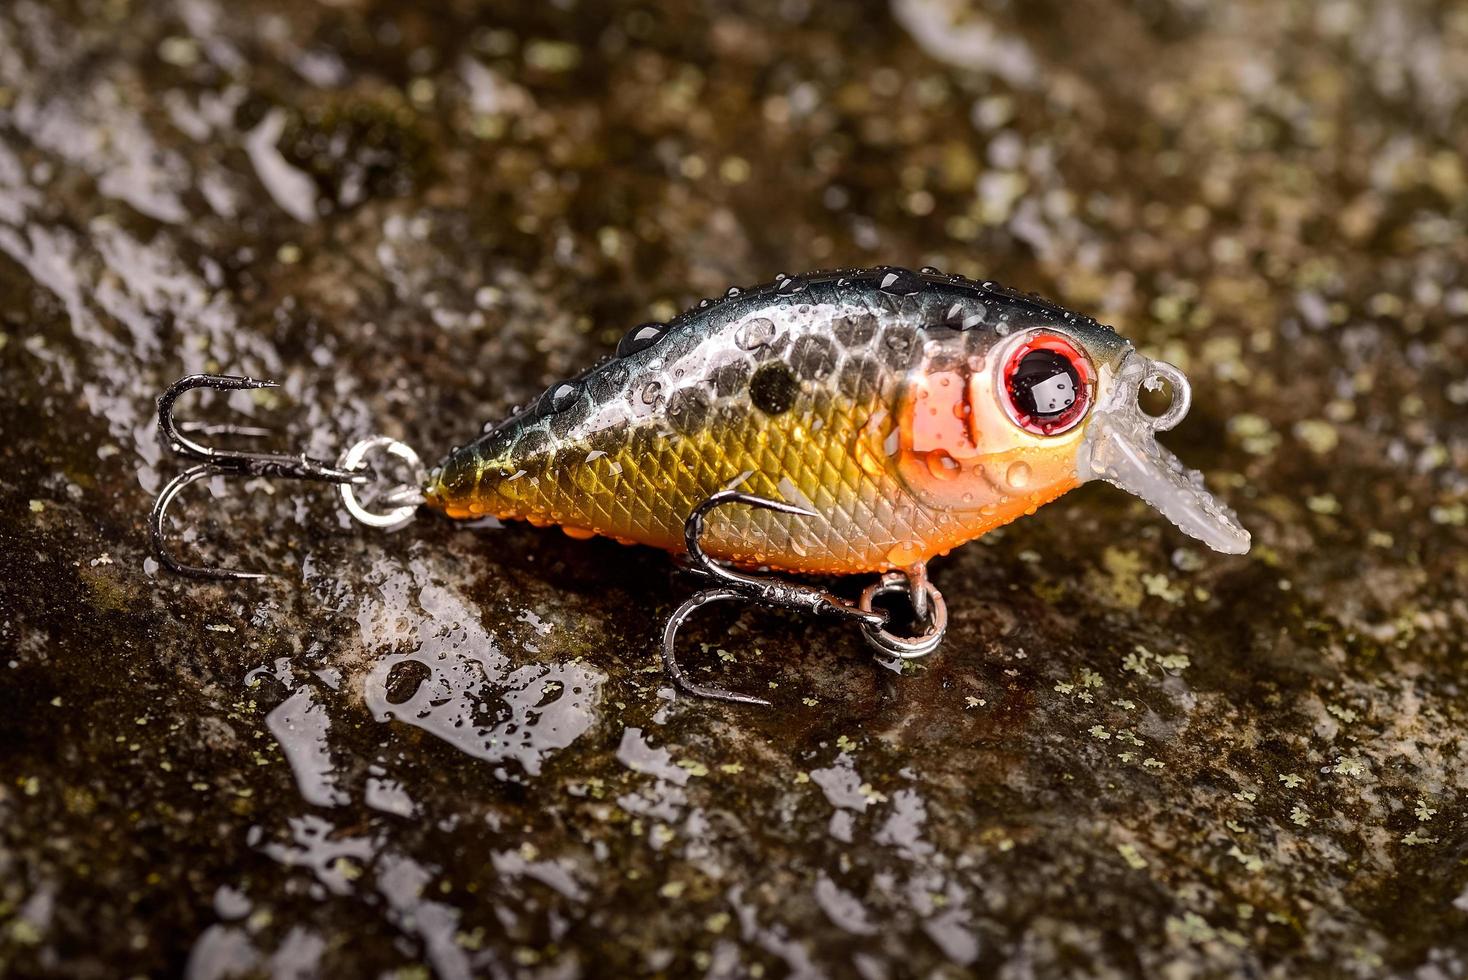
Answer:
(426, 363, 1080, 574)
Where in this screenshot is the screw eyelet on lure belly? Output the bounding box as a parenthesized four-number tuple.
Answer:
(149, 266, 1250, 705)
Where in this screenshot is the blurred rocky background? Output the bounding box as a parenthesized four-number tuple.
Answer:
(1, 0, 1467, 976)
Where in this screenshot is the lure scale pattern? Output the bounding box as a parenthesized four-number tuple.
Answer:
(425, 268, 1129, 573)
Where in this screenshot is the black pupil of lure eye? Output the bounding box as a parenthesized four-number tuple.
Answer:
(617, 322, 666, 358)
(1010, 350, 1080, 418)
(750, 363, 798, 415)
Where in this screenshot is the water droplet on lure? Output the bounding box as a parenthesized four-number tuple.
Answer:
(777, 275, 806, 295)
(1006, 461, 1032, 489)
(944, 301, 986, 330)
(736, 317, 776, 350)
(618, 322, 667, 357)
(726, 286, 742, 297)
(883, 427, 900, 456)
(639, 380, 663, 406)
(926, 450, 961, 481)
(853, 435, 886, 478)
(876, 266, 923, 296)
(537, 380, 582, 416)
(887, 541, 924, 566)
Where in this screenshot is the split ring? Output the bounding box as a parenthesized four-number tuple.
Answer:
(858, 572, 947, 659)
(337, 436, 426, 529)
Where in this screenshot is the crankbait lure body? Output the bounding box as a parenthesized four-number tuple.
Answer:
(425, 267, 1249, 569)
(151, 267, 1249, 706)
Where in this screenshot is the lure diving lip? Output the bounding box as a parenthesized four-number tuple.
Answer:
(150, 266, 1249, 706)
(1079, 354, 1250, 555)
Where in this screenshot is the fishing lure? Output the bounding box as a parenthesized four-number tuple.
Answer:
(151, 267, 1249, 705)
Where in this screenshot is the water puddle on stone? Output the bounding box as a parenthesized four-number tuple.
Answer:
(354, 558, 606, 778)
(211, 549, 608, 978)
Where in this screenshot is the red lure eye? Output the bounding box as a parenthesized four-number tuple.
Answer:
(1001, 333, 1093, 435)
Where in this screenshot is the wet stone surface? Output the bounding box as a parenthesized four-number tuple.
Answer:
(2, 0, 1467, 976)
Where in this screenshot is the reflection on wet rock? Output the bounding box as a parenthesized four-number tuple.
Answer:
(364, 776, 417, 818)
(354, 560, 604, 775)
(615, 727, 690, 786)
(258, 816, 377, 899)
(264, 686, 349, 808)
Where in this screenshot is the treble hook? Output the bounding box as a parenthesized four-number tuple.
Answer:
(149, 374, 424, 580)
(662, 491, 948, 706)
